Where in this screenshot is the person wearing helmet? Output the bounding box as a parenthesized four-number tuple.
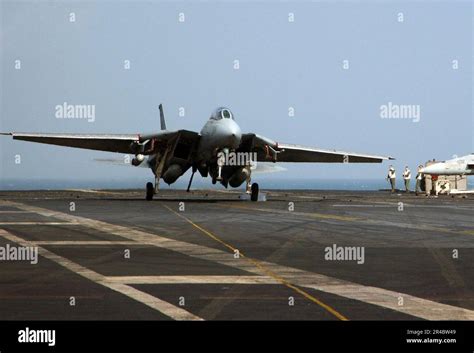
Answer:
(415, 165, 423, 196)
(402, 166, 411, 193)
(387, 166, 396, 193)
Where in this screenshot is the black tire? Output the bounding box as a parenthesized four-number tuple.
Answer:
(146, 182, 154, 201)
(250, 183, 259, 202)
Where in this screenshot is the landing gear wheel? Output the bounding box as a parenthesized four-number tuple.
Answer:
(250, 183, 259, 202)
(146, 182, 154, 201)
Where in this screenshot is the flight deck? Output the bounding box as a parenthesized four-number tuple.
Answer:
(0, 189, 473, 321)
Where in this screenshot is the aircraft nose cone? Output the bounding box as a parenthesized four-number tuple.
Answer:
(420, 163, 441, 174)
(420, 166, 431, 174)
(226, 122, 242, 149)
(231, 127, 241, 142)
(211, 119, 242, 150)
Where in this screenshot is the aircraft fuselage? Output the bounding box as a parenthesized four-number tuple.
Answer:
(421, 154, 474, 176)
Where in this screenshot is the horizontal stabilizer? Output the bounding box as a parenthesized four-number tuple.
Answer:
(93, 157, 150, 168)
(253, 162, 287, 174)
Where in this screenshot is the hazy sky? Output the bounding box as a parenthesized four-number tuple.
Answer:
(1, 0, 472, 187)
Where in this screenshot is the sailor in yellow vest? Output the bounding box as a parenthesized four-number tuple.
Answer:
(402, 166, 411, 193)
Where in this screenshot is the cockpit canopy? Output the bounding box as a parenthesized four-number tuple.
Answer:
(210, 107, 234, 121)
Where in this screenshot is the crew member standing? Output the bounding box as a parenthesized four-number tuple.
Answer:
(387, 166, 396, 193)
(415, 165, 423, 196)
(403, 166, 411, 193)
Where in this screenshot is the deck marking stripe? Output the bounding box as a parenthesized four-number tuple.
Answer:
(332, 204, 474, 210)
(0, 228, 202, 321)
(66, 189, 124, 195)
(223, 204, 473, 236)
(226, 204, 361, 221)
(106, 275, 278, 284)
(34, 240, 138, 245)
(0, 222, 77, 225)
(0, 211, 33, 214)
(163, 205, 348, 321)
(2, 200, 474, 320)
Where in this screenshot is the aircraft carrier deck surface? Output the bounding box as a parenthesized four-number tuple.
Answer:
(0, 188, 473, 321)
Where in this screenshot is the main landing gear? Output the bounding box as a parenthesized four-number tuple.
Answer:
(250, 182, 259, 202)
(146, 182, 154, 201)
(146, 180, 261, 201)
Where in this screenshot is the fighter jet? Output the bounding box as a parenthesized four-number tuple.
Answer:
(1, 105, 393, 201)
(421, 154, 474, 176)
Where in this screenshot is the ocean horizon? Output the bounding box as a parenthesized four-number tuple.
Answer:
(1, 178, 472, 191)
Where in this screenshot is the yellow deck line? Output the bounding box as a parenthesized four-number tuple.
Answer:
(163, 204, 348, 321)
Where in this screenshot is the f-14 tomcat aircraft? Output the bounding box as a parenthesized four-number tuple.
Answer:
(421, 154, 474, 176)
(1, 105, 393, 201)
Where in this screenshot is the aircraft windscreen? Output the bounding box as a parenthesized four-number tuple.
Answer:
(221, 109, 232, 119)
(210, 107, 233, 120)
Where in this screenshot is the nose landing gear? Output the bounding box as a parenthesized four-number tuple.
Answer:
(216, 148, 229, 182)
(244, 161, 259, 202)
